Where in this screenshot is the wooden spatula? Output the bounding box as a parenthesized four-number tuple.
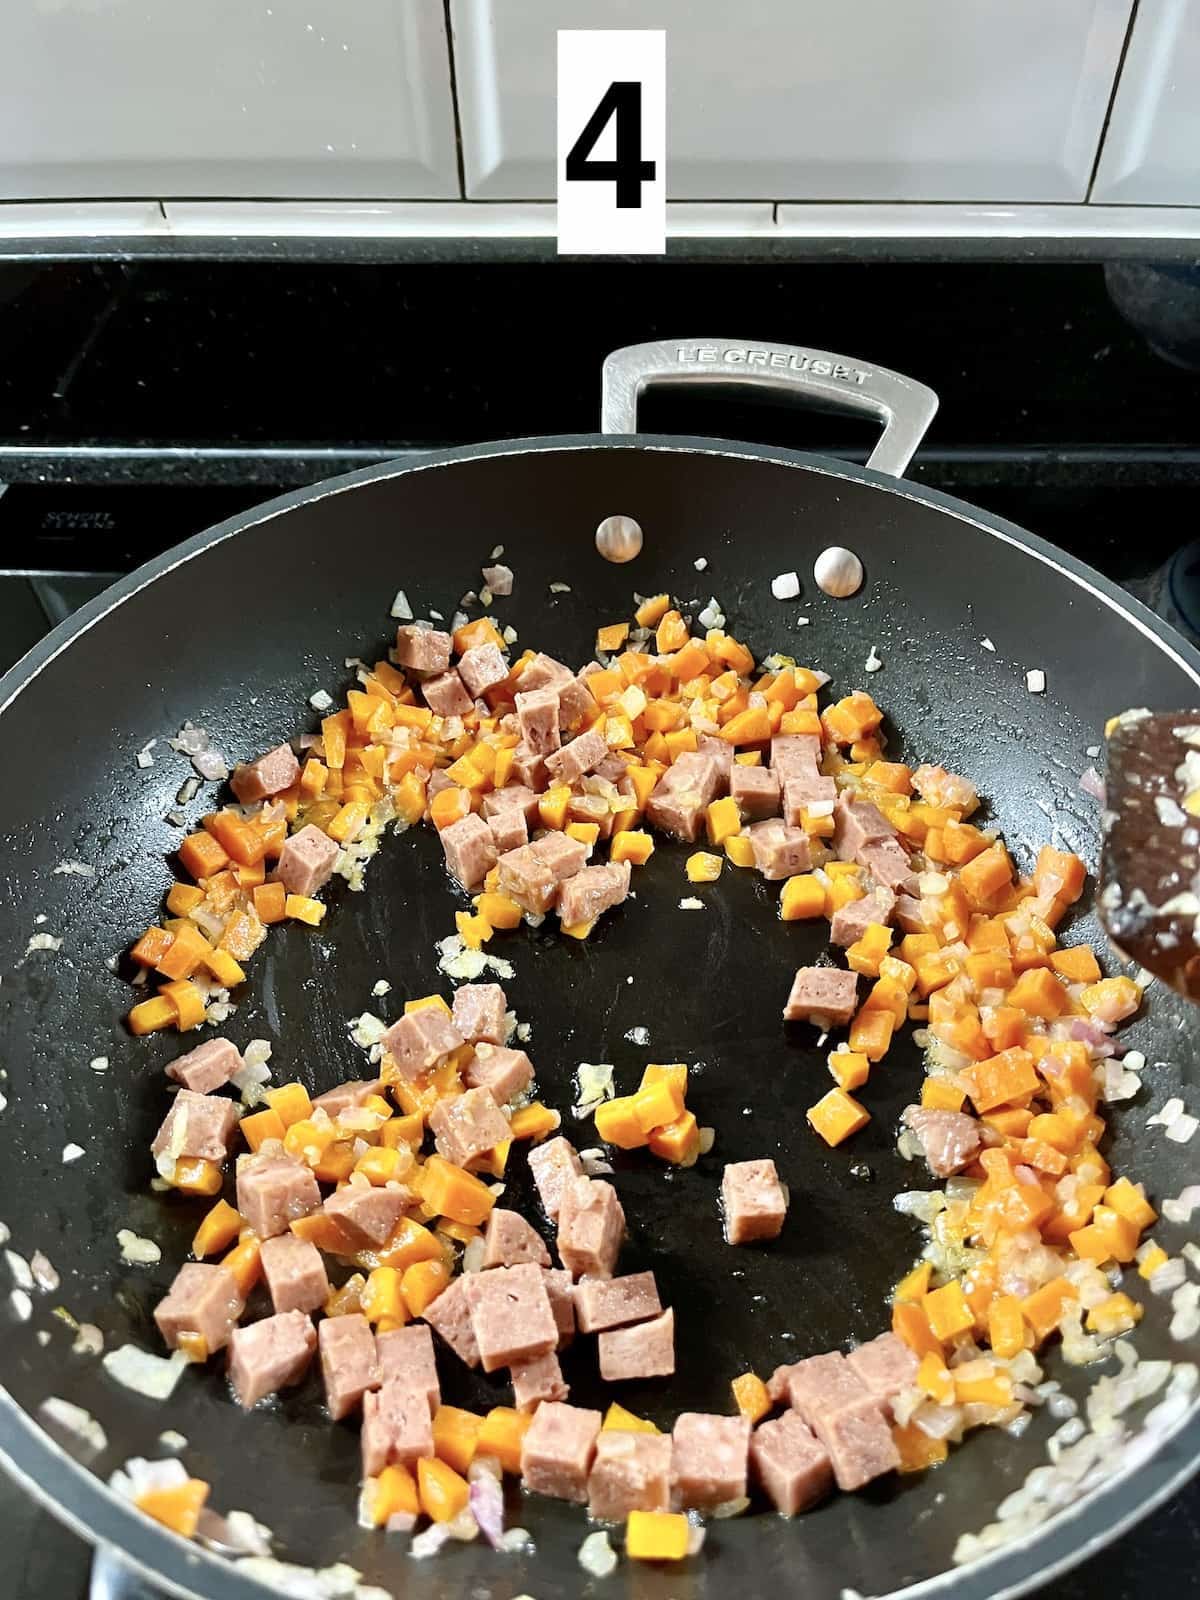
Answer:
(1100, 708, 1200, 1000)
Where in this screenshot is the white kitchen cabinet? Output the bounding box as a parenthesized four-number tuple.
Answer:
(1091, 0, 1200, 203)
(451, 0, 1132, 203)
(0, 0, 458, 201)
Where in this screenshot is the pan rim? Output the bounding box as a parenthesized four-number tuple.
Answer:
(0, 432, 1197, 1600)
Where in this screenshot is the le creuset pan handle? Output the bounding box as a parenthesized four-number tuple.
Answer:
(600, 338, 938, 478)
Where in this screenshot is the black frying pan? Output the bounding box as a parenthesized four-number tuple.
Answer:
(1, 340, 1198, 1600)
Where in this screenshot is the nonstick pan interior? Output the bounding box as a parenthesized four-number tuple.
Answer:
(0, 440, 1198, 1600)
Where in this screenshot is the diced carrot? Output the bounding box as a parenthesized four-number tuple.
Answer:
(416, 1156, 495, 1226)
(433, 1405, 484, 1474)
(893, 1261, 932, 1303)
(848, 1005, 894, 1062)
(921, 1078, 966, 1112)
(418, 1456, 470, 1523)
(240, 1107, 286, 1151)
(648, 1111, 701, 1166)
(594, 1095, 649, 1150)
(430, 785, 470, 831)
(1007, 965, 1068, 1020)
(807, 1087, 870, 1146)
(959, 1047, 1039, 1113)
(291, 1212, 353, 1254)
(1086, 1292, 1143, 1336)
(136, 1478, 209, 1537)
(1103, 1177, 1157, 1231)
(1020, 1278, 1078, 1341)
(361, 1266, 409, 1326)
(916, 1351, 954, 1406)
(178, 830, 230, 880)
(155, 922, 212, 981)
(894, 1423, 949, 1473)
(475, 1406, 531, 1473)
(1049, 945, 1102, 983)
(131, 926, 175, 968)
(247, 881, 285, 925)
(128, 995, 178, 1035)
(221, 1235, 263, 1296)
(719, 706, 771, 744)
(159, 978, 206, 1031)
(828, 1048, 870, 1092)
(892, 1300, 943, 1359)
(959, 842, 1013, 908)
(1078, 975, 1142, 1024)
(987, 1295, 1026, 1360)
(192, 1199, 243, 1258)
(685, 851, 722, 883)
(203, 947, 246, 988)
(285, 894, 326, 926)
(923, 1281, 974, 1342)
(846, 923, 894, 979)
(731, 1372, 770, 1423)
(626, 1509, 690, 1561)
(1034, 845, 1086, 905)
(779, 874, 825, 920)
(171, 1157, 224, 1196)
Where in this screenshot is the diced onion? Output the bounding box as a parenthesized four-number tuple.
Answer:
(39, 1397, 107, 1456)
(102, 1345, 189, 1399)
(578, 1531, 617, 1578)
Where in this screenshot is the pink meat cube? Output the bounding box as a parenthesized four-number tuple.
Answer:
(520, 1400, 602, 1503)
(814, 1401, 900, 1491)
(457, 643, 509, 698)
(542, 1267, 576, 1347)
(516, 653, 574, 693)
(833, 795, 893, 861)
(858, 835, 919, 895)
(528, 1137, 584, 1220)
(152, 1090, 238, 1164)
(544, 727, 608, 785)
(497, 844, 558, 914)
(845, 1332, 920, 1419)
(730, 765, 781, 820)
(464, 1043, 533, 1104)
(482, 784, 542, 828)
(573, 1272, 661, 1334)
(274, 823, 339, 897)
(310, 1078, 384, 1117)
(323, 1183, 410, 1250)
(376, 1324, 440, 1415)
(515, 688, 562, 756)
(781, 1352, 867, 1426)
(722, 1158, 788, 1245)
(587, 1431, 673, 1520)
(671, 1412, 751, 1509)
(154, 1263, 244, 1354)
(510, 744, 549, 791)
(556, 1177, 625, 1279)
(228, 1310, 317, 1408)
(529, 831, 589, 882)
(464, 1262, 558, 1373)
(597, 1308, 675, 1381)
(511, 1349, 570, 1412)
(236, 1155, 321, 1239)
(380, 1006, 464, 1083)
(645, 752, 723, 842)
(557, 861, 632, 928)
(894, 892, 927, 934)
(439, 812, 498, 891)
(451, 982, 508, 1046)
(566, 792, 611, 840)
(783, 967, 859, 1027)
(483, 1208, 551, 1269)
(486, 807, 528, 855)
(165, 1037, 243, 1095)
(394, 626, 451, 674)
(696, 734, 734, 787)
(903, 1106, 983, 1178)
(771, 734, 822, 774)
(318, 1313, 379, 1420)
(829, 887, 897, 948)
(751, 1412, 833, 1515)
(781, 774, 839, 825)
(429, 1085, 510, 1168)
(259, 1233, 329, 1316)
(422, 669, 474, 717)
(230, 742, 300, 806)
(361, 1379, 435, 1475)
(422, 1276, 480, 1368)
(747, 819, 811, 879)
(558, 676, 598, 731)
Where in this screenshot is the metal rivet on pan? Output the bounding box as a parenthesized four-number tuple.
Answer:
(814, 546, 864, 598)
(596, 515, 644, 564)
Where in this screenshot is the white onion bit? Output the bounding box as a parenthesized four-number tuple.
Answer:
(814, 546, 864, 598)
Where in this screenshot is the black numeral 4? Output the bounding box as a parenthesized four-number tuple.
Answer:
(565, 80, 656, 209)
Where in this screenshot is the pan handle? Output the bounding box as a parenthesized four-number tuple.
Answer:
(600, 338, 938, 477)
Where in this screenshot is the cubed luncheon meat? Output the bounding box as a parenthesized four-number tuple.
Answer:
(421, 1276, 480, 1368)
(594, 752, 630, 785)
(465, 1042, 533, 1104)
(858, 835, 919, 895)
(482, 784, 542, 828)
(512, 1349, 570, 1412)
(645, 752, 723, 842)
(751, 1412, 833, 1516)
(464, 1262, 559, 1373)
(259, 1232, 329, 1316)
(483, 1208, 552, 1269)
(429, 1085, 510, 1168)
(556, 1176, 625, 1279)
(451, 982, 508, 1046)
(361, 1379, 435, 1476)
(510, 744, 549, 791)
(845, 1332, 919, 1420)
(376, 1324, 440, 1415)
(529, 831, 590, 882)
(894, 892, 927, 934)
(783, 966, 859, 1028)
(165, 1036, 243, 1095)
(439, 812, 498, 891)
(457, 642, 509, 698)
(274, 823, 339, 898)
(520, 1400, 602, 1503)
(903, 1106, 982, 1178)
(779, 1350, 899, 1490)
(310, 1078, 384, 1118)
(152, 1090, 238, 1165)
(515, 652, 574, 693)
(323, 1182, 411, 1250)
(497, 844, 558, 915)
(318, 1312, 379, 1420)
(722, 1158, 788, 1245)
(557, 860, 632, 927)
(515, 688, 562, 756)
(236, 1154, 321, 1240)
(770, 733, 822, 775)
(672, 1412, 752, 1510)
(545, 727, 609, 786)
(730, 764, 781, 821)
(381, 1005, 464, 1083)
(558, 676, 599, 731)
(542, 1267, 577, 1347)
(829, 886, 897, 948)
(394, 625, 452, 674)
(587, 1430, 673, 1521)
(228, 1310, 317, 1409)
(486, 807, 527, 855)
(154, 1263, 244, 1355)
(597, 1308, 675, 1382)
(230, 742, 301, 806)
(748, 819, 811, 880)
(567, 792, 612, 840)
(779, 1351, 866, 1425)
(781, 773, 839, 825)
(833, 795, 893, 861)
(696, 734, 734, 787)
(421, 669, 474, 718)
(528, 1137, 584, 1220)
(573, 1271, 661, 1334)
(427, 768, 456, 801)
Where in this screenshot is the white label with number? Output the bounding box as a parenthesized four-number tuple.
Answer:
(557, 29, 665, 256)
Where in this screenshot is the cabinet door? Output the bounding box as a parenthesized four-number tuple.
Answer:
(1091, 0, 1200, 203)
(0, 0, 458, 200)
(452, 0, 1131, 203)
